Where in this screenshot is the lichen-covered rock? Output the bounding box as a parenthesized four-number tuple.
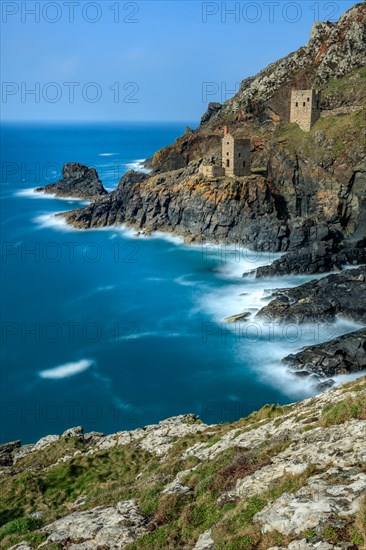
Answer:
(192, 529, 214, 549)
(1, 378, 365, 549)
(93, 414, 207, 457)
(32, 434, 60, 451)
(62, 426, 84, 440)
(162, 470, 194, 495)
(41, 499, 149, 548)
(254, 472, 366, 535)
(268, 541, 341, 550)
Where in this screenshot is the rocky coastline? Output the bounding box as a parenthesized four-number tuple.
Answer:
(55, 4, 366, 256)
(46, 3, 366, 394)
(43, 159, 366, 389)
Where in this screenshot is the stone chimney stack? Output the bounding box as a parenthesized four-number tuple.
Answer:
(223, 126, 229, 136)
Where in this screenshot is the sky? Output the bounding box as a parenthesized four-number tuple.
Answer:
(0, 0, 360, 122)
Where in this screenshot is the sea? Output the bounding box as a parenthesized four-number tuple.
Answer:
(1, 122, 362, 444)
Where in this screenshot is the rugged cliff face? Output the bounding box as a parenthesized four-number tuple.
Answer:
(63, 169, 286, 249)
(1, 377, 365, 549)
(62, 3, 366, 254)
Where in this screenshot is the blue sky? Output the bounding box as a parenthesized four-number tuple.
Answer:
(0, 0, 359, 122)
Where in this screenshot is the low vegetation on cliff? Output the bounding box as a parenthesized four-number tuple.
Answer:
(1, 377, 365, 549)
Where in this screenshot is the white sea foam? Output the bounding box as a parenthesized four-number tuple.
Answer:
(110, 225, 185, 245)
(124, 159, 150, 173)
(197, 275, 297, 324)
(174, 275, 200, 287)
(192, 242, 283, 280)
(333, 370, 366, 386)
(117, 331, 182, 341)
(198, 261, 365, 399)
(39, 359, 93, 380)
(32, 213, 77, 232)
(96, 285, 116, 292)
(16, 188, 56, 200)
(15, 188, 90, 203)
(248, 317, 363, 399)
(151, 231, 185, 245)
(98, 153, 117, 157)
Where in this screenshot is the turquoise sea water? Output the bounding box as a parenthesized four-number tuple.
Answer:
(0, 123, 361, 444)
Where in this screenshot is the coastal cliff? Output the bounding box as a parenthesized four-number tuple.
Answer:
(1, 377, 365, 549)
(59, 3, 366, 257)
(43, 2, 366, 403)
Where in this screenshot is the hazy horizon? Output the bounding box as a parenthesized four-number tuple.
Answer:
(1, 0, 359, 122)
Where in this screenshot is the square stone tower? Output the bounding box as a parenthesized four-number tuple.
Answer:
(290, 90, 321, 132)
(222, 128, 251, 177)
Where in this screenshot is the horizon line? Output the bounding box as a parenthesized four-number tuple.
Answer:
(1, 119, 200, 125)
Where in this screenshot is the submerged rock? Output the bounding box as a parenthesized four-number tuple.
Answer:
(224, 312, 251, 323)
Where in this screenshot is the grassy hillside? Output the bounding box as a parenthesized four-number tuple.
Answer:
(1, 377, 365, 549)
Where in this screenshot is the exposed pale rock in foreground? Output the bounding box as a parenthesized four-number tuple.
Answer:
(2, 377, 365, 549)
(40, 500, 149, 549)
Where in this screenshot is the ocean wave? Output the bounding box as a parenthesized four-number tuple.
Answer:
(15, 188, 90, 203)
(32, 213, 77, 232)
(333, 369, 366, 386)
(117, 330, 182, 341)
(124, 159, 150, 173)
(209, 247, 283, 280)
(250, 354, 366, 401)
(243, 316, 363, 399)
(98, 153, 117, 157)
(151, 231, 185, 245)
(174, 275, 200, 287)
(38, 359, 93, 380)
(197, 269, 364, 399)
(96, 285, 116, 292)
(109, 226, 185, 245)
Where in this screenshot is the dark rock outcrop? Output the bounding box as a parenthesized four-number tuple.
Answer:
(36, 163, 107, 200)
(254, 239, 366, 277)
(256, 266, 366, 323)
(61, 170, 289, 249)
(283, 328, 366, 377)
(200, 102, 222, 126)
(0, 440, 20, 467)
